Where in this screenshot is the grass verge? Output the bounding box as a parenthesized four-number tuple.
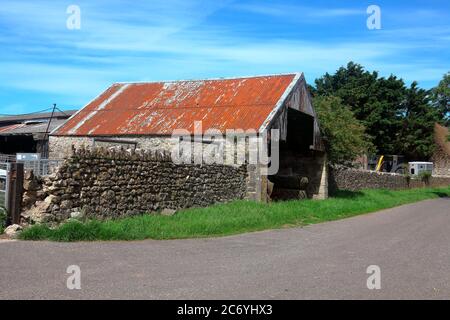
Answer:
(20, 186, 450, 242)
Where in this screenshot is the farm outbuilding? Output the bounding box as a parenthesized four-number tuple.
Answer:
(0, 110, 77, 158)
(50, 73, 328, 201)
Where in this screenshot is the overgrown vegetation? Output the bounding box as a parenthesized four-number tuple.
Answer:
(310, 62, 449, 163)
(19, 186, 450, 242)
(403, 173, 412, 186)
(419, 171, 432, 186)
(0, 207, 7, 234)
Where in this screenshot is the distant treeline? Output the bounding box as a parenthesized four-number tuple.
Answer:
(309, 62, 449, 164)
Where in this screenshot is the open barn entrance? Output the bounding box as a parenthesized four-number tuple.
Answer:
(268, 108, 327, 201)
(0, 135, 38, 155)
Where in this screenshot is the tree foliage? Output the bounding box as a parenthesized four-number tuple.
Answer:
(430, 72, 450, 126)
(313, 95, 374, 164)
(312, 62, 446, 162)
(314, 62, 405, 155)
(398, 82, 439, 160)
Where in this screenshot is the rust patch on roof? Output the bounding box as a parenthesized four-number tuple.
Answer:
(53, 74, 298, 136)
(0, 124, 25, 134)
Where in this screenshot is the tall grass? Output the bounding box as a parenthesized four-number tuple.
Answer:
(20, 186, 450, 242)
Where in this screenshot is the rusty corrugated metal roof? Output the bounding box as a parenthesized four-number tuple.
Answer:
(0, 123, 24, 133)
(53, 74, 299, 136)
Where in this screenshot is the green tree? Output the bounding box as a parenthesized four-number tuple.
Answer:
(398, 82, 439, 160)
(313, 95, 374, 164)
(430, 72, 450, 126)
(314, 62, 406, 155)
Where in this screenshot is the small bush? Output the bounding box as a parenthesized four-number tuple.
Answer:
(419, 171, 432, 185)
(404, 173, 412, 186)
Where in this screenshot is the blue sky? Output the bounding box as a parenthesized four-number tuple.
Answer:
(0, 0, 449, 114)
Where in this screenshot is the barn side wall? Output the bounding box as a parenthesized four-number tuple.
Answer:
(49, 135, 281, 203)
(49, 135, 249, 165)
(49, 136, 177, 159)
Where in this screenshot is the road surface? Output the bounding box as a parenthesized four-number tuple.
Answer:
(1, 198, 449, 299)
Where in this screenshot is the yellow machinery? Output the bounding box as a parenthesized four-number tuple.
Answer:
(372, 155, 406, 173)
(375, 155, 384, 172)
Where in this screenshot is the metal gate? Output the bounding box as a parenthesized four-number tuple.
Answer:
(0, 162, 23, 224)
(0, 162, 10, 209)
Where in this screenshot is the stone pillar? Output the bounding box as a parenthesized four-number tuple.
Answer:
(245, 164, 269, 202)
(313, 153, 328, 200)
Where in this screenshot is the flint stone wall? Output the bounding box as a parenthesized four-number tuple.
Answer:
(24, 147, 247, 223)
(329, 166, 450, 193)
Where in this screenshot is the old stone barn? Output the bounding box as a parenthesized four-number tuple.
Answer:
(43, 73, 326, 219)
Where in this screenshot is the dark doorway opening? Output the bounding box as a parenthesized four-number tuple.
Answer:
(0, 135, 38, 155)
(268, 109, 324, 201)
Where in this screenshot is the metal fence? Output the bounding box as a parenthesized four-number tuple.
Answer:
(0, 154, 16, 163)
(19, 159, 64, 176)
(0, 162, 10, 209)
(0, 154, 63, 176)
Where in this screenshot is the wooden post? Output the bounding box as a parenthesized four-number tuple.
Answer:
(7, 163, 24, 225)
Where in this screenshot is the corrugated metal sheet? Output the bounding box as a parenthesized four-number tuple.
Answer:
(53, 74, 298, 136)
(0, 119, 67, 135)
(0, 124, 24, 134)
(0, 110, 77, 124)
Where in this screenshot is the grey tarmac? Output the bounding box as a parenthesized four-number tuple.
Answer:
(0, 198, 449, 299)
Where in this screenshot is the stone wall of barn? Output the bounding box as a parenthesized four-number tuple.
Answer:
(49, 135, 249, 165)
(49, 135, 275, 202)
(21, 147, 248, 224)
(328, 166, 450, 193)
(49, 136, 176, 159)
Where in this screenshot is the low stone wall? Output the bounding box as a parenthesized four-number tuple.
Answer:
(329, 166, 450, 193)
(22, 147, 248, 223)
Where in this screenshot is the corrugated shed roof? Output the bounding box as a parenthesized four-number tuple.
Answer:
(0, 119, 68, 135)
(0, 123, 24, 134)
(0, 110, 77, 124)
(53, 74, 299, 136)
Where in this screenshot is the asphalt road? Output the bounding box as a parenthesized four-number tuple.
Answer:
(1, 198, 449, 299)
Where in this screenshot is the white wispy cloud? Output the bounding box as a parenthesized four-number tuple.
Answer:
(0, 0, 448, 113)
(232, 3, 364, 19)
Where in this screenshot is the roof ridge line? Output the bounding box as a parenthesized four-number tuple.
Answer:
(113, 72, 301, 85)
